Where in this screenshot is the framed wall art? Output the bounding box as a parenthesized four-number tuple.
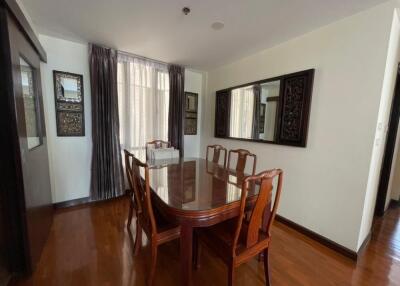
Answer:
(53, 70, 85, 136)
(184, 92, 198, 135)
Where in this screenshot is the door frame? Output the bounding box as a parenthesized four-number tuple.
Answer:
(375, 63, 400, 216)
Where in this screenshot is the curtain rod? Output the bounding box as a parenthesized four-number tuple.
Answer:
(118, 50, 171, 66)
(90, 43, 185, 68)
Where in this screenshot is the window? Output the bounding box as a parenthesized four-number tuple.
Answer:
(117, 55, 169, 150)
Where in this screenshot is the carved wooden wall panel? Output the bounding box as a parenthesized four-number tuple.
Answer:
(277, 70, 314, 147)
(215, 90, 231, 138)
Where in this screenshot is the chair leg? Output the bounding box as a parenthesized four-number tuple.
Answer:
(193, 234, 201, 269)
(127, 200, 134, 228)
(263, 248, 271, 286)
(133, 220, 142, 255)
(148, 244, 158, 286)
(228, 263, 235, 286)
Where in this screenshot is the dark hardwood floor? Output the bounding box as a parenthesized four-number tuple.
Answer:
(13, 198, 400, 285)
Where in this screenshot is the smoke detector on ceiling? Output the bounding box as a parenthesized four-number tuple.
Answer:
(182, 7, 191, 15)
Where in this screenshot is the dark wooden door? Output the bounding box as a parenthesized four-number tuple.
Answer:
(6, 11, 53, 274)
(375, 64, 400, 216)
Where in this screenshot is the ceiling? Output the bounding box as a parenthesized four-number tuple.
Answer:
(22, 0, 389, 70)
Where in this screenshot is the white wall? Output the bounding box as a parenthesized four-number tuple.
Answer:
(201, 1, 398, 251)
(39, 35, 92, 203)
(184, 70, 204, 158)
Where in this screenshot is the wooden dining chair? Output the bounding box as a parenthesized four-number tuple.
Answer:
(206, 144, 227, 167)
(125, 150, 180, 286)
(124, 149, 137, 229)
(227, 149, 257, 175)
(194, 169, 283, 286)
(146, 140, 172, 160)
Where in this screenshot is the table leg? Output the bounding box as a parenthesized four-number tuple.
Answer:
(180, 223, 193, 286)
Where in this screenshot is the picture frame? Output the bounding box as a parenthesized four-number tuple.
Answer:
(53, 70, 85, 136)
(184, 92, 198, 135)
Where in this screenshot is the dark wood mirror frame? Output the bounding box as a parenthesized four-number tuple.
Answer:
(214, 69, 314, 147)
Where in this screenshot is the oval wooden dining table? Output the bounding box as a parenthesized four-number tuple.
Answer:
(139, 156, 264, 286)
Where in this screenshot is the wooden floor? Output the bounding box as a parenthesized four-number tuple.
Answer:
(14, 198, 400, 286)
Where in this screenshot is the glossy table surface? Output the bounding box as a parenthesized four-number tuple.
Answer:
(146, 157, 259, 212)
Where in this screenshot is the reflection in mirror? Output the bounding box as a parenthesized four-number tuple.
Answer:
(20, 58, 41, 149)
(229, 80, 280, 142)
(186, 94, 197, 112)
(258, 81, 280, 141)
(60, 77, 79, 100)
(229, 85, 255, 139)
(226, 182, 242, 203)
(152, 166, 169, 203)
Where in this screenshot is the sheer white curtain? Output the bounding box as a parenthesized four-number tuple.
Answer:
(229, 86, 255, 138)
(117, 54, 169, 151)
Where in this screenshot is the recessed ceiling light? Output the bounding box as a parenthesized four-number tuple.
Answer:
(211, 22, 224, 31)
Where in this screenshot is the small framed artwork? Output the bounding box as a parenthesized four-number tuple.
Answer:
(184, 92, 198, 135)
(53, 71, 85, 136)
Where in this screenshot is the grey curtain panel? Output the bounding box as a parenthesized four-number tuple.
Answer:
(89, 44, 124, 200)
(168, 64, 185, 157)
(252, 84, 261, 139)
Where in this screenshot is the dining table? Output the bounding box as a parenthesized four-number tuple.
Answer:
(131, 152, 264, 286)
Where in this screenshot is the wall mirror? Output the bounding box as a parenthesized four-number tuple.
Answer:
(215, 69, 314, 147)
(54, 71, 82, 102)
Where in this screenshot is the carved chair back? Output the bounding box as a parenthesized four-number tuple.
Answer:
(146, 140, 171, 150)
(206, 144, 227, 167)
(124, 149, 133, 193)
(124, 149, 141, 228)
(227, 149, 257, 175)
(124, 149, 136, 200)
(233, 169, 283, 254)
(130, 155, 157, 237)
(146, 140, 172, 160)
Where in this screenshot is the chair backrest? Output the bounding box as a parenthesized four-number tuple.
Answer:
(128, 153, 157, 236)
(227, 149, 257, 175)
(146, 140, 172, 160)
(146, 140, 171, 150)
(232, 169, 283, 254)
(206, 144, 227, 167)
(124, 149, 135, 195)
